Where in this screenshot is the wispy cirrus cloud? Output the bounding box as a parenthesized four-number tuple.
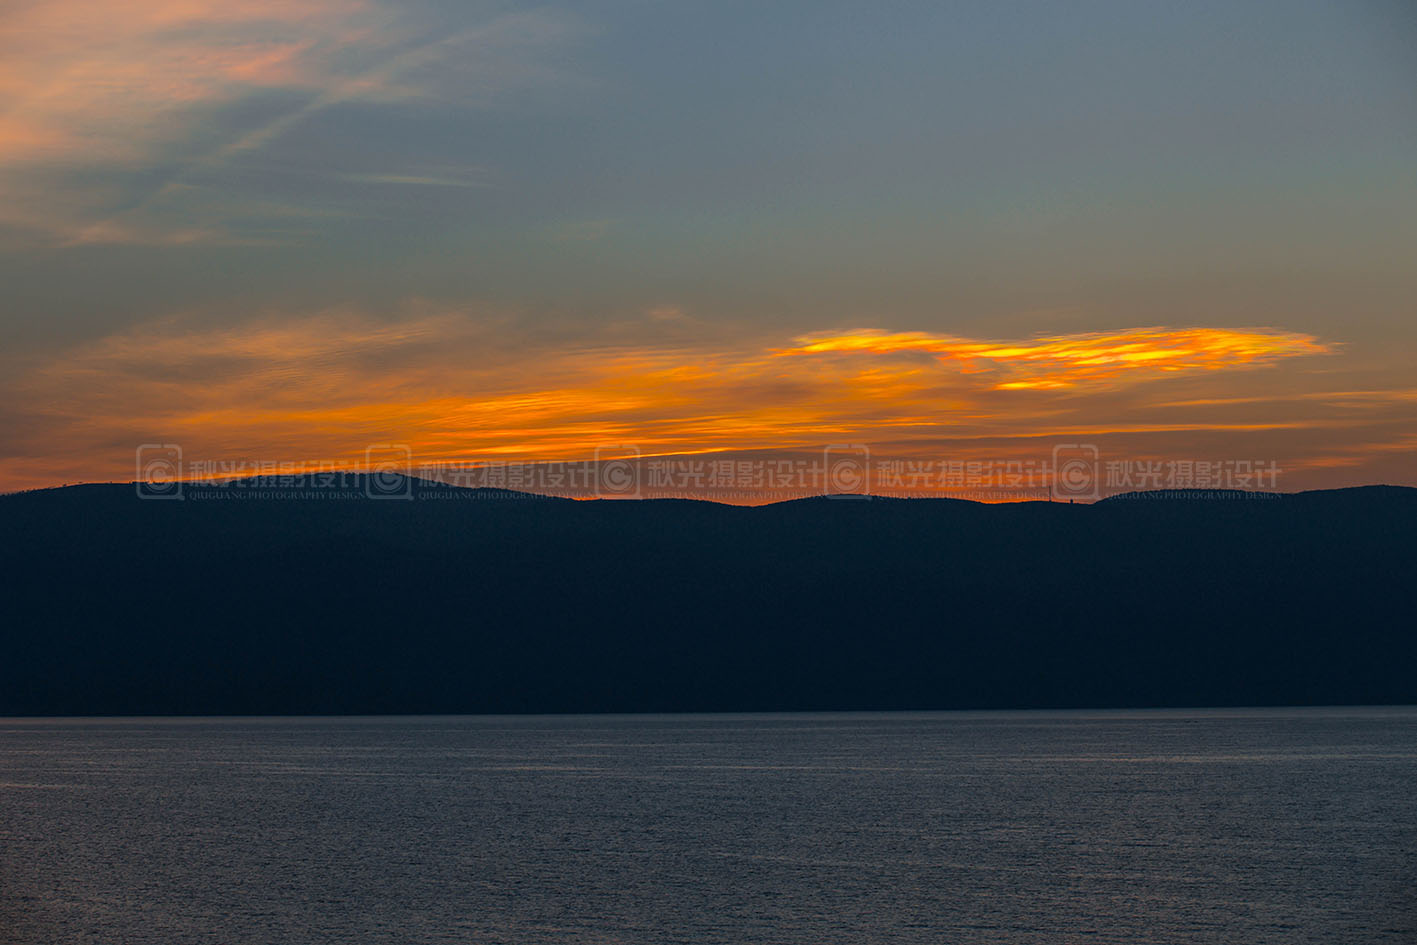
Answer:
(340, 168, 493, 188)
(0, 1, 583, 245)
(0, 1, 379, 166)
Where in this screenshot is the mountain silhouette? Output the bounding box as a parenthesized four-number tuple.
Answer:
(2, 479, 1413, 714)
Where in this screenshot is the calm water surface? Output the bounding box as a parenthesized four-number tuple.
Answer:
(1, 709, 1414, 944)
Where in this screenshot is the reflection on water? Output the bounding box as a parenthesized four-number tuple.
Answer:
(1, 708, 1414, 944)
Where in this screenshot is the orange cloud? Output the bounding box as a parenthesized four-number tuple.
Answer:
(0, 314, 1360, 494)
(778, 327, 1333, 389)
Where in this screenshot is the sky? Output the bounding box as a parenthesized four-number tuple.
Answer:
(2, 0, 1415, 498)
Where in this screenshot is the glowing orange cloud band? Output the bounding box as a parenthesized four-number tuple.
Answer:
(0, 319, 1344, 493)
(778, 327, 1332, 390)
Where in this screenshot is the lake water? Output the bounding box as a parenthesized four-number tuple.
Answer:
(1, 709, 1414, 944)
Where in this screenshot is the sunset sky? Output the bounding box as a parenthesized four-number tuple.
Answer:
(3, 0, 1415, 496)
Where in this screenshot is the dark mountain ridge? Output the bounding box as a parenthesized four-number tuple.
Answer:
(2, 482, 1414, 715)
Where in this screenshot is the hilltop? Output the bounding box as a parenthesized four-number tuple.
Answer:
(2, 482, 1413, 714)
